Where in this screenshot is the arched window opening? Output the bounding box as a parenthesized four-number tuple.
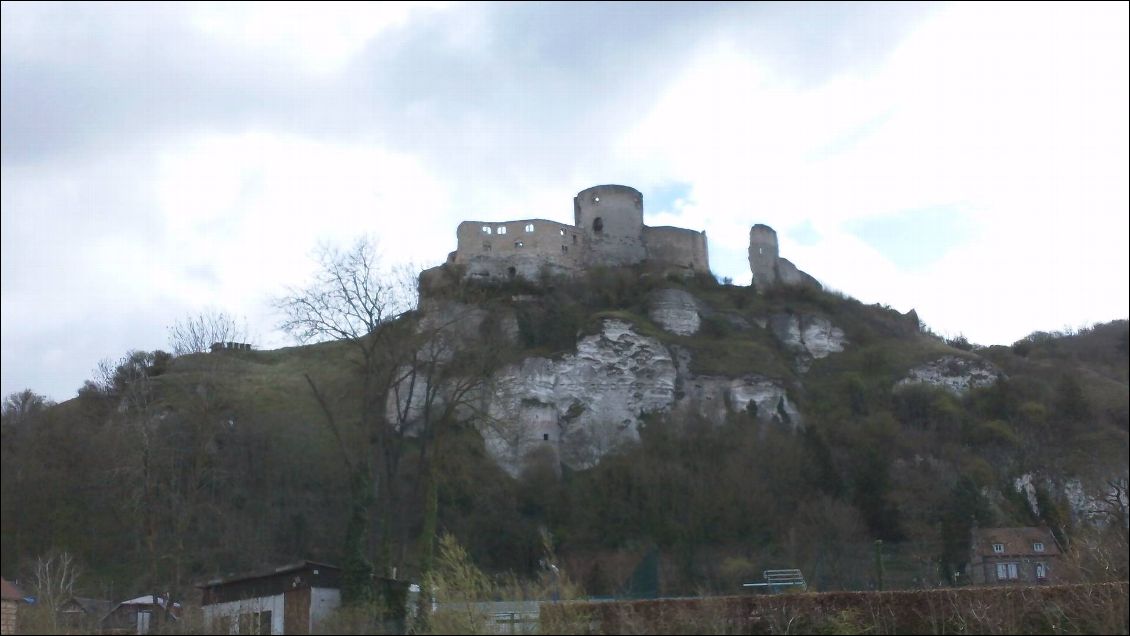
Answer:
(593, 217, 603, 233)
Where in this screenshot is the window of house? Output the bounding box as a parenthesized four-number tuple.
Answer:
(482, 225, 492, 234)
(1033, 542, 1045, 552)
(525, 223, 535, 232)
(543, 433, 549, 441)
(497, 226, 507, 235)
(992, 543, 1005, 553)
(1036, 563, 1047, 580)
(514, 241, 523, 248)
(995, 562, 1019, 580)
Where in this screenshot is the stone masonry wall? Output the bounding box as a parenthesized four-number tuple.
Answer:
(643, 225, 709, 273)
(455, 218, 584, 280)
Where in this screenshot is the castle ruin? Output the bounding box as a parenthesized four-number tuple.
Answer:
(442, 184, 817, 290)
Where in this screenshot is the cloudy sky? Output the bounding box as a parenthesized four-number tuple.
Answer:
(3, 1, 1127, 402)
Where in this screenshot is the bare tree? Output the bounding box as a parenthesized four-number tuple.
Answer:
(31, 550, 81, 631)
(274, 237, 423, 600)
(168, 310, 250, 355)
(1, 389, 54, 426)
(276, 237, 510, 610)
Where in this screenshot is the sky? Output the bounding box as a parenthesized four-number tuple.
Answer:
(2, 1, 1128, 402)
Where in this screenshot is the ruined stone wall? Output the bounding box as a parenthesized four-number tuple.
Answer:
(455, 219, 583, 281)
(748, 224, 821, 292)
(643, 226, 709, 273)
(574, 185, 647, 267)
(748, 224, 780, 291)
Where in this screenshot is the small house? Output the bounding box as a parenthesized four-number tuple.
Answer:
(1, 579, 27, 636)
(969, 526, 1061, 585)
(197, 561, 341, 635)
(57, 596, 113, 632)
(100, 594, 180, 634)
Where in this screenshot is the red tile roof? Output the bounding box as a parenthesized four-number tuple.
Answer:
(1, 578, 26, 601)
(971, 527, 1061, 557)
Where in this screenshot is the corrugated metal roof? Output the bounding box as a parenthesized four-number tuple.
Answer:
(118, 595, 180, 609)
(196, 560, 341, 588)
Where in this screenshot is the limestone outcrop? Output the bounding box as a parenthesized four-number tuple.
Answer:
(481, 319, 677, 475)
(896, 355, 1001, 394)
(768, 313, 847, 371)
(648, 288, 701, 336)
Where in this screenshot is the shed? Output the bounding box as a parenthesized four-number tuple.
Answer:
(58, 596, 113, 631)
(100, 594, 181, 634)
(1, 578, 27, 636)
(197, 561, 341, 635)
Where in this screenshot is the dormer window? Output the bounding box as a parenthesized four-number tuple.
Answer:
(497, 226, 507, 235)
(1033, 542, 1045, 552)
(992, 543, 1005, 553)
(482, 225, 492, 235)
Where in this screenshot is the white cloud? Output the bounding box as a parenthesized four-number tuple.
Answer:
(187, 1, 448, 74)
(2, 2, 1127, 400)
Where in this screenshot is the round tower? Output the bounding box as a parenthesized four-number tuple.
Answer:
(748, 224, 780, 291)
(573, 184, 646, 266)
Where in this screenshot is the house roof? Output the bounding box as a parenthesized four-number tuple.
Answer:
(116, 595, 181, 610)
(1, 578, 26, 601)
(971, 526, 1061, 557)
(197, 560, 340, 588)
(60, 596, 114, 616)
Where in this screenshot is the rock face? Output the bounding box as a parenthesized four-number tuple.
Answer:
(648, 288, 701, 336)
(769, 313, 847, 370)
(897, 355, 1000, 394)
(482, 319, 677, 476)
(1014, 472, 1130, 525)
(676, 374, 801, 429)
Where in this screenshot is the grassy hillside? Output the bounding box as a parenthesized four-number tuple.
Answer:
(2, 269, 1126, 602)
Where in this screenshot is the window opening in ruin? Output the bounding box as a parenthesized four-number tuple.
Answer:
(572, 234, 577, 244)
(593, 195, 600, 203)
(507, 266, 516, 279)
(525, 223, 534, 232)
(560, 228, 566, 236)
(482, 225, 492, 234)
(515, 241, 523, 248)
(561, 245, 568, 253)
(759, 247, 763, 254)
(498, 226, 507, 235)
(593, 217, 603, 232)
(543, 433, 549, 441)
(482, 242, 491, 252)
